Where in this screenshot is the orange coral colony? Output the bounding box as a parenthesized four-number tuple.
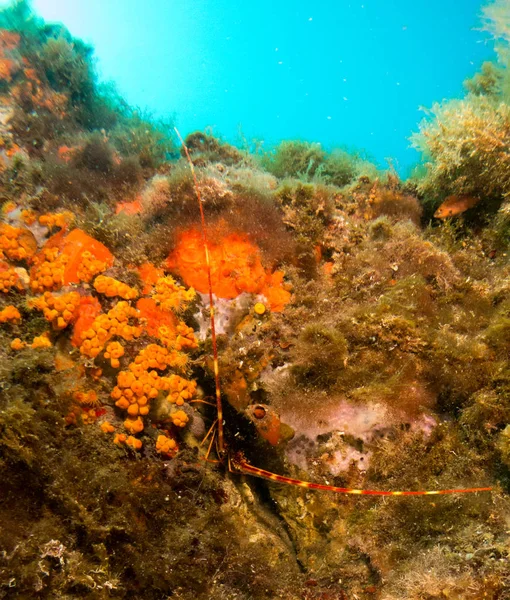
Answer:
(0, 304, 21, 323)
(30, 228, 114, 292)
(0, 261, 24, 293)
(0, 214, 199, 452)
(166, 229, 291, 311)
(0, 223, 37, 262)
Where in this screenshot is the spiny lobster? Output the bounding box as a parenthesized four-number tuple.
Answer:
(174, 127, 492, 498)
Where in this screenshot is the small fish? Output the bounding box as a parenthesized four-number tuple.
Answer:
(434, 195, 480, 219)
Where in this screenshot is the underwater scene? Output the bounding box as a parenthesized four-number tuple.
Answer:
(1, 0, 510, 598)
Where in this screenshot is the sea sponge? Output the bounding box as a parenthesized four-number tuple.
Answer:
(136, 296, 177, 337)
(115, 197, 143, 216)
(60, 229, 114, 284)
(167, 229, 291, 311)
(136, 262, 165, 295)
(71, 295, 102, 346)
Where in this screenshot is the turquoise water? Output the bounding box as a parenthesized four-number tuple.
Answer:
(29, 0, 493, 173)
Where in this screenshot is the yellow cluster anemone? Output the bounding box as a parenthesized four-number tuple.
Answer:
(174, 322, 198, 351)
(114, 432, 142, 450)
(153, 275, 195, 312)
(111, 343, 196, 439)
(156, 434, 178, 456)
(20, 209, 36, 226)
(123, 416, 144, 435)
(30, 247, 67, 293)
(133, 343, 188, 371)
(0, 264, 24, 293)
(10, 337, 26, 350)
(170, 409, 189, 428)
(73, 390, 100, 407)
(65, 406, 98, 426)
(150, 320, 198, 351)
(111, 367, 156, 418)
(254, 302, 266, 316)
(39, 211, 74, 230)
(79, 301, 141, 359)
(76, 251, 110, 283)
(165, 374, 197, 406)
(0, 304, 21, 323)
(100, 421, 115, 433)
(31, 291, 81, 329)
(0, 223, 37, 262)
(31, 333, 52, 349)
(93, 275, 139, 300)
(104, 341, 124, 368)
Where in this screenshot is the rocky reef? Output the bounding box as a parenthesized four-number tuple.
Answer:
(0, 1, 509, 599)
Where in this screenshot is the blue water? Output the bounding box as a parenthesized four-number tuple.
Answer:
(28, 0, 494, 173)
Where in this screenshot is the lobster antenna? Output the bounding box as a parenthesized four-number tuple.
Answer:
(174, 128, 225, 456)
